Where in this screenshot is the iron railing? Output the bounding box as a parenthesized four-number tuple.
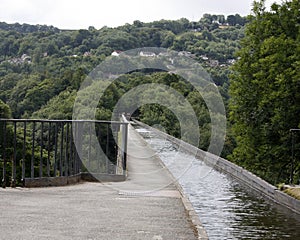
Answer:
(0, 119, 128, 187)
(290, 129, 300, 184)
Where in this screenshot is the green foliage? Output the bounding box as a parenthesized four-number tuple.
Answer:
(32, 89, 77, 119)
(229, 0, 300, 184)
(0, 99, 11, 118)
(0, 13, 246, 180)
(0, 15, 243, 121)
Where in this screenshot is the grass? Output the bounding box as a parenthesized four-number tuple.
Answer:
(284, 187, 300, 200)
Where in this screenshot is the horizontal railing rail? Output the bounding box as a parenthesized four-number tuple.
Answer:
(0, 119, 128, 188)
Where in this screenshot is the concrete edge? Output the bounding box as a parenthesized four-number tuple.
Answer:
(81, 172, 126, 182)
(24, 174, 82, 188)
(24, 172, 126, 188)
(156, 154, 209, 240)
(134, 120, 300, 215)
(177, 183, 209, 240)
(131, 124, 209, 240)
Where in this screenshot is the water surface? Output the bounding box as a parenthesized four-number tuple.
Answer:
(137, 128, 300, 240)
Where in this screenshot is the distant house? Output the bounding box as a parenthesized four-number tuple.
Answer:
(83, 51, 92, 57)
(200, 55, 209, 61)
(21, 54, 31, 61)
(139, 51, 156, 57)
(218, 24, 230, 29)
(227, 59, 236, 65)
(111, 50, 122, 56)
(178, 51, 196, 58)
(158, 52, 169, 57)
(178, 51, 192, 57)
(209, 59, 219, 67)
(7, 54, 31, 64)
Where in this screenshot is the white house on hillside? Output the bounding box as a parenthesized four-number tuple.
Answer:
(139, 51, 156, 57)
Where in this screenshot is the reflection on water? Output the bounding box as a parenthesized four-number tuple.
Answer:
(138, 128, 300, 240)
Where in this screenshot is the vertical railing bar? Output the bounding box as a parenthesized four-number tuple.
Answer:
(54, 123, 58, 177)
(106, 124, 109, 173)
(47, 122, 51, 177)
(290, 131, 295, 184)
(73, 122, 76, 175)
(123, 123, 128, 175)
(114, 123, 118, 174)
(2, 121, 7, 188)
(120, 123, 123, 175)
(69, 123, 73, 176)
(111, 123, 116, 174)
(77, 122, 83, 173)
(22, 121, 26, 186)
(31, 122, 36, 178)
(11, 121, 17, 187)
(98, 123, 102, 172)
(65, 122, 69, 177)
(39, 121, 44, 178)
(60, 122, 64, 176)
(73, 122, 77, 174)
(88, 122, 92, 169)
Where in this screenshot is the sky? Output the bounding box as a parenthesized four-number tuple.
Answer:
(0, 0, 282, 29)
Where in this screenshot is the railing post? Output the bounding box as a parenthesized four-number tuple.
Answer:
(59, 122, 64, 176)
(123, 123, 128, 175)
(47, 122, 51, 177)
(97, 123, 102, 172)
(88, 122, 92, 170)
(65, 122, 69, 177)
(31, 122, 36, 178)
(73, 121, 78, 174)
(76, 121, 83, 174)
(54, 122, 58, 177)
(39, 121, 44, 178)
(22, 121, 26, 186)
(69, 122, 73, 176)
(106, 124, 109, 173)
(11, 122, 17, 187)
(289, 129, 300, 184)
(121, 115, 129, 175)
(2, 121, 7, 188)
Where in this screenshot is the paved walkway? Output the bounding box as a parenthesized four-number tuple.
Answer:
(0, 125, 205, 240)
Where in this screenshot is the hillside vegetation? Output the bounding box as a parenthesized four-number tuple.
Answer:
(0, 13, 244, 154)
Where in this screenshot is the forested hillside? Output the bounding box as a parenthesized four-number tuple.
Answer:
(0, 14, 244, 117)
(0, 14, 244, 154)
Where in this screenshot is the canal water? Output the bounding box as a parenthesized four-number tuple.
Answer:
(136, 127, 300, 240)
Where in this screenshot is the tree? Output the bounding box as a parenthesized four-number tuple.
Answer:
(227, 15, 236, 26)
(217, 15, 226, 25)
(0, 100, 12, 159)
(133, 20, 143, 28)
(0, 99, 11, 118)
(234, 14, 246, 26)
(229, 0, 300, 184)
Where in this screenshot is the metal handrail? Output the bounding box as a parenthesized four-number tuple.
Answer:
(0, 119, 128, 188)
(290, 129, 300, 184)
(0, 119, 127, 124)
